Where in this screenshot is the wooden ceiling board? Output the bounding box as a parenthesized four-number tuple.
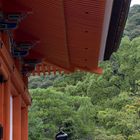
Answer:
(64, 0, 105, 70)
(13, 0, 71, 68)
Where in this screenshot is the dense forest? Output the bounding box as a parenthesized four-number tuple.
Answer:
(28, 5, 140, 140)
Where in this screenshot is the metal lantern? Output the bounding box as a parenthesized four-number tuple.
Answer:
(55, 131, 68, 140)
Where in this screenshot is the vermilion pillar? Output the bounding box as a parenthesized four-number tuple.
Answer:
(13, 95, 21, 140)
(4, 82, 11, 140)
(0, 83, 4, 126)
(21, 107, 28, 140)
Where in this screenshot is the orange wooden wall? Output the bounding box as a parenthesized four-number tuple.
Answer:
(0, 33, 31, 140)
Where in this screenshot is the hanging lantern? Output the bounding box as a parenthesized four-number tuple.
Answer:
(55, 131, 68, 140)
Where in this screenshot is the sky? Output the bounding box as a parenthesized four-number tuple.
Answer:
(131, 0, 140, 6)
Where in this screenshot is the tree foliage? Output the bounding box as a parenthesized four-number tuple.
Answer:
(124, 5, 140, 39)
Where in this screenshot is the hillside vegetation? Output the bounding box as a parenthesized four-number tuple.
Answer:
(29, 5, 140, 140)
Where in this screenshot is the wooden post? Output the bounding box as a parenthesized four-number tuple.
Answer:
(4, 81, 11, 140)
(21, 107, 28, 140)
(13, 95, 21, 140)
(0, 84, 4, 126)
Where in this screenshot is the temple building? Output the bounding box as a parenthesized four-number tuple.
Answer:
(0, 0, 131, 139)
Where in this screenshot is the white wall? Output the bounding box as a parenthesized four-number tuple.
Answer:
(10, 96, 13, 140)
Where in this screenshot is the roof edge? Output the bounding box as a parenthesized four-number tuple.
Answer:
(104, 0, 131, 60)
